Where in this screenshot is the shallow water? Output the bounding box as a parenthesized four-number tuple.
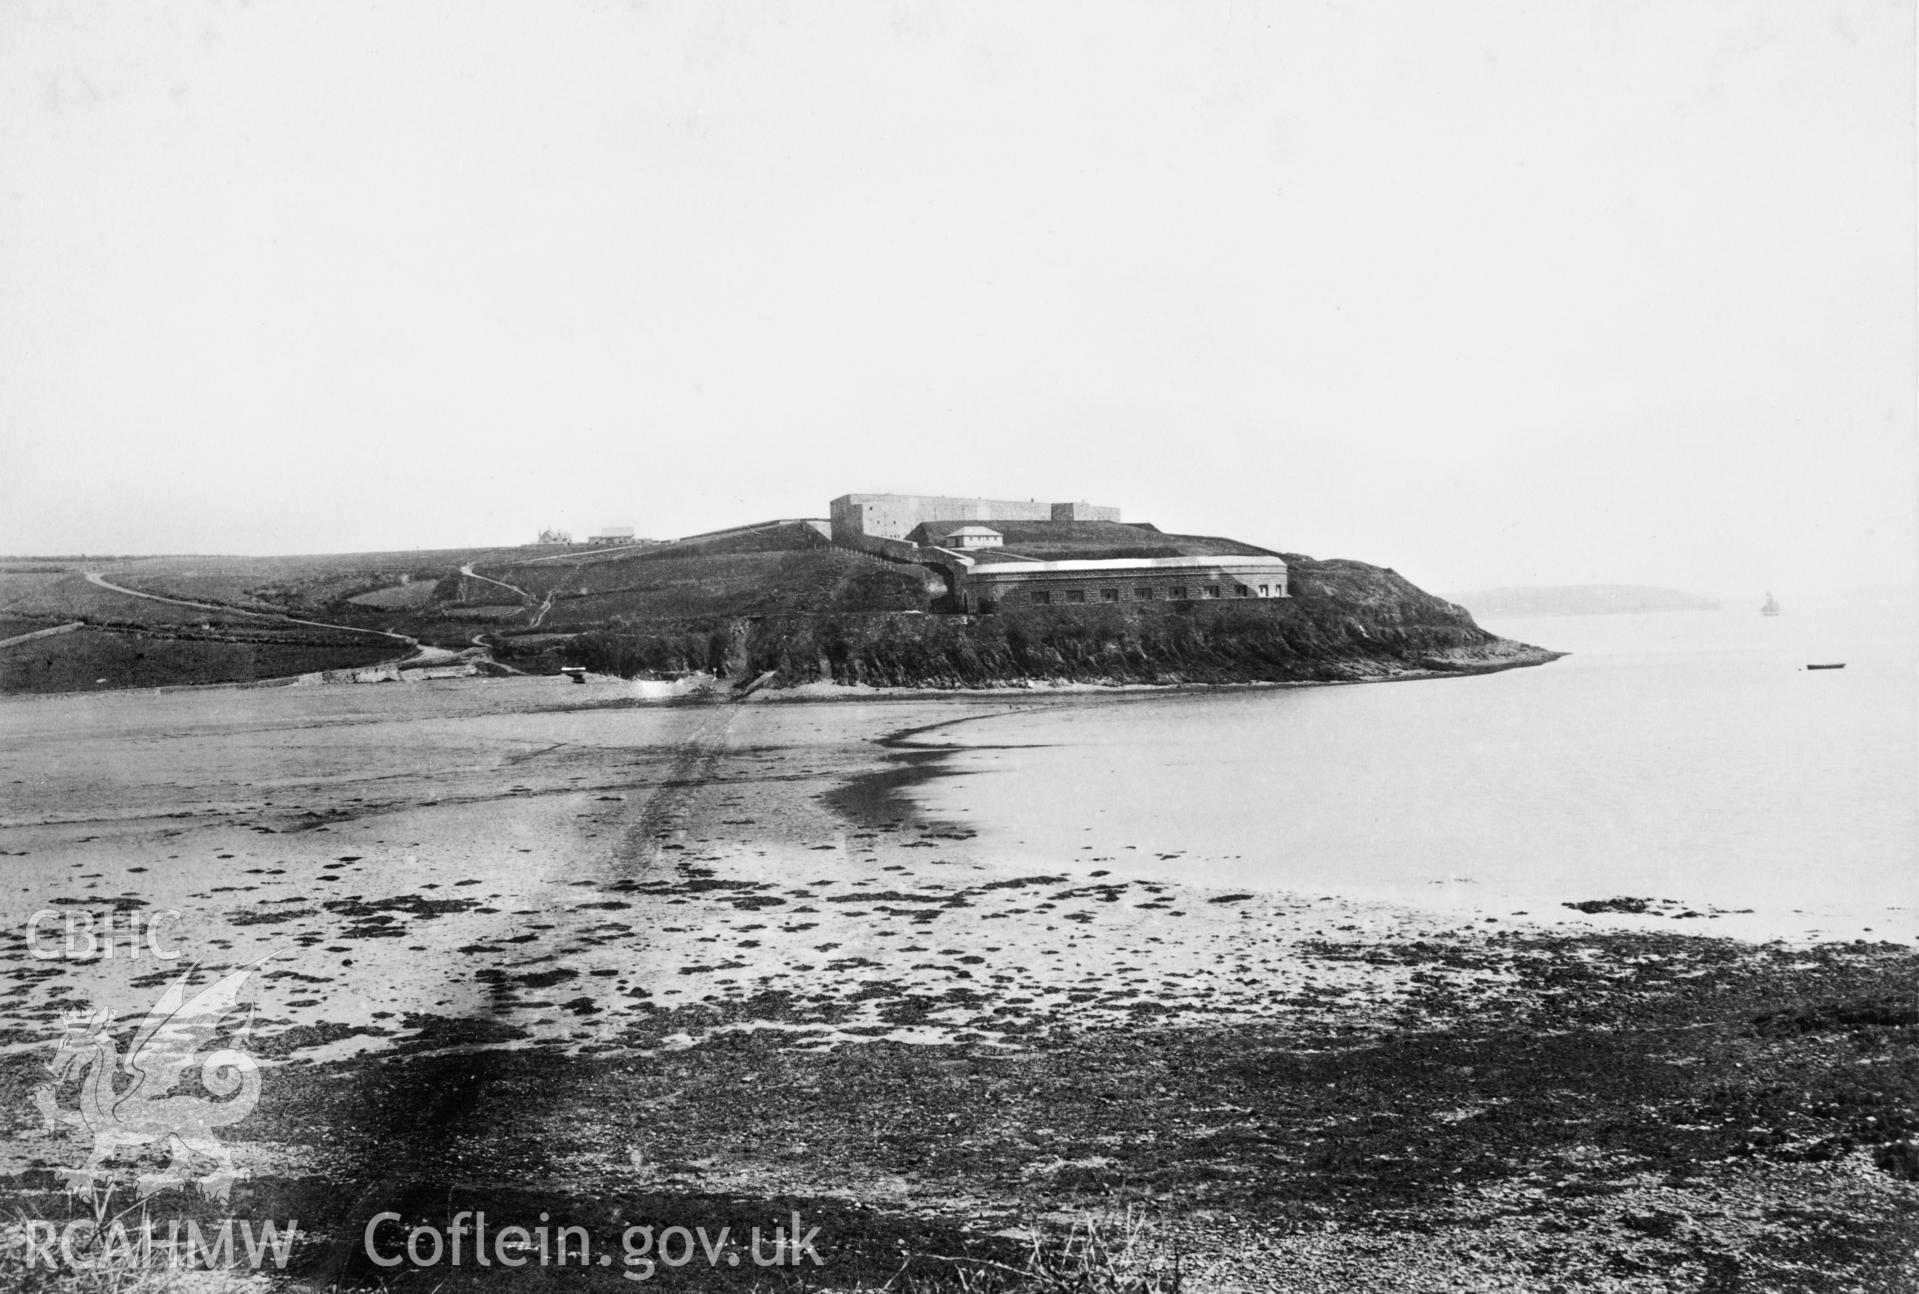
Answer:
(900, 604, 1919, 943)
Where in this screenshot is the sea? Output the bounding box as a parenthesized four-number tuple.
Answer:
(899, 594, 1919, 944)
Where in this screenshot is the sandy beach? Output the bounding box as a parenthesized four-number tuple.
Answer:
(0, 678, 1482, 1064)
(1, 676, 1914, 1290)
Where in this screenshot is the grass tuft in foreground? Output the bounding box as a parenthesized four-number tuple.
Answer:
(888, 1209, 1181, 1293)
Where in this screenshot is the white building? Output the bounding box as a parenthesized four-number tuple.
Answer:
(931, 525, 1005, 550)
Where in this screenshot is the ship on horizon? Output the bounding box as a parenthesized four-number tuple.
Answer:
(1761, 591, 1781, 617)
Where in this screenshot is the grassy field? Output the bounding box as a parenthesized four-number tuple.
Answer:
(8, 528, 930, 657)
(104, 546, 560, 583)
(104, 547, 554, 614)
(470, 523, 835, 600)
(0, 619, 38, 641)
(105, 572, 298, 613)
(0, 571, 410, 693)
(0, 627, 396, 693)
(533, 550, 938, 628)
(0, 574, 290, 627)
(347, 580, 443, 610)
(0, 572, 79, 615)
(0, 615, 64, 642)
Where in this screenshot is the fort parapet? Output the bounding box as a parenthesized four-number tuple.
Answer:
(830, 494, 1119, 546)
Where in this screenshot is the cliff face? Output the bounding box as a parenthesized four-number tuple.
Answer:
(543, 555, 1556, 688)
(746, 555, 1554, 687)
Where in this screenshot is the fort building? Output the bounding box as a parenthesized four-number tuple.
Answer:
(951, 554, 1289, 612)
(829, 491, 1287, 612)
(830, 494, 1120, 546)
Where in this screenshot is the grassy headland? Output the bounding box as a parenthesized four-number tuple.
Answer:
(4, 524, 1555, 693)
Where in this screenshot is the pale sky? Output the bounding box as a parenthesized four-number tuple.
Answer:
(1, 0, 1913, 601)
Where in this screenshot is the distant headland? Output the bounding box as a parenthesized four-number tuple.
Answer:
(1450, 584, 1722, 618)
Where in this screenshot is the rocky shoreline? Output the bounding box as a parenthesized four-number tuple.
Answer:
(760, 637, 1565, 700)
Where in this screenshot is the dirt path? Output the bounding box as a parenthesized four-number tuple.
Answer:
(529, 586, 559, 627)
(458, 562, 532, 602)
(84, 572, 415, 644)
(80, 571, 471, 671)
(0, 621, 82, 650)
(469, 632, 527, 673)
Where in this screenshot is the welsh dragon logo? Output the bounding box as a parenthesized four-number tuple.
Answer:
(32, 958, 271, 1202)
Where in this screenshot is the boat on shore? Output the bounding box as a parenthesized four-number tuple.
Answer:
(1806, 662, 1846, 671)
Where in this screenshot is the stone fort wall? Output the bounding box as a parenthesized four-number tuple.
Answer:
(960, 558, 1289, 613)
(830, 493, 1120, 544)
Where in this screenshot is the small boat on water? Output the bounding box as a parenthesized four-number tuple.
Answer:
(1761, 592, 1781, 616)
(1806, 662, 1846, 671)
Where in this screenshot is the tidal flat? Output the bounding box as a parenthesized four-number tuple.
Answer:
(0, 676, 1914, 1291)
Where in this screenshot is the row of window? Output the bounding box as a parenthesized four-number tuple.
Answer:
(1026, 583, 1283, 605)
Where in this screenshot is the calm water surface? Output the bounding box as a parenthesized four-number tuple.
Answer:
(903, 601, 1918, 942)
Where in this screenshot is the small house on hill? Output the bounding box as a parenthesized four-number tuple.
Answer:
(915, 523, 1004, 550)
(588, 527, 637, 546)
